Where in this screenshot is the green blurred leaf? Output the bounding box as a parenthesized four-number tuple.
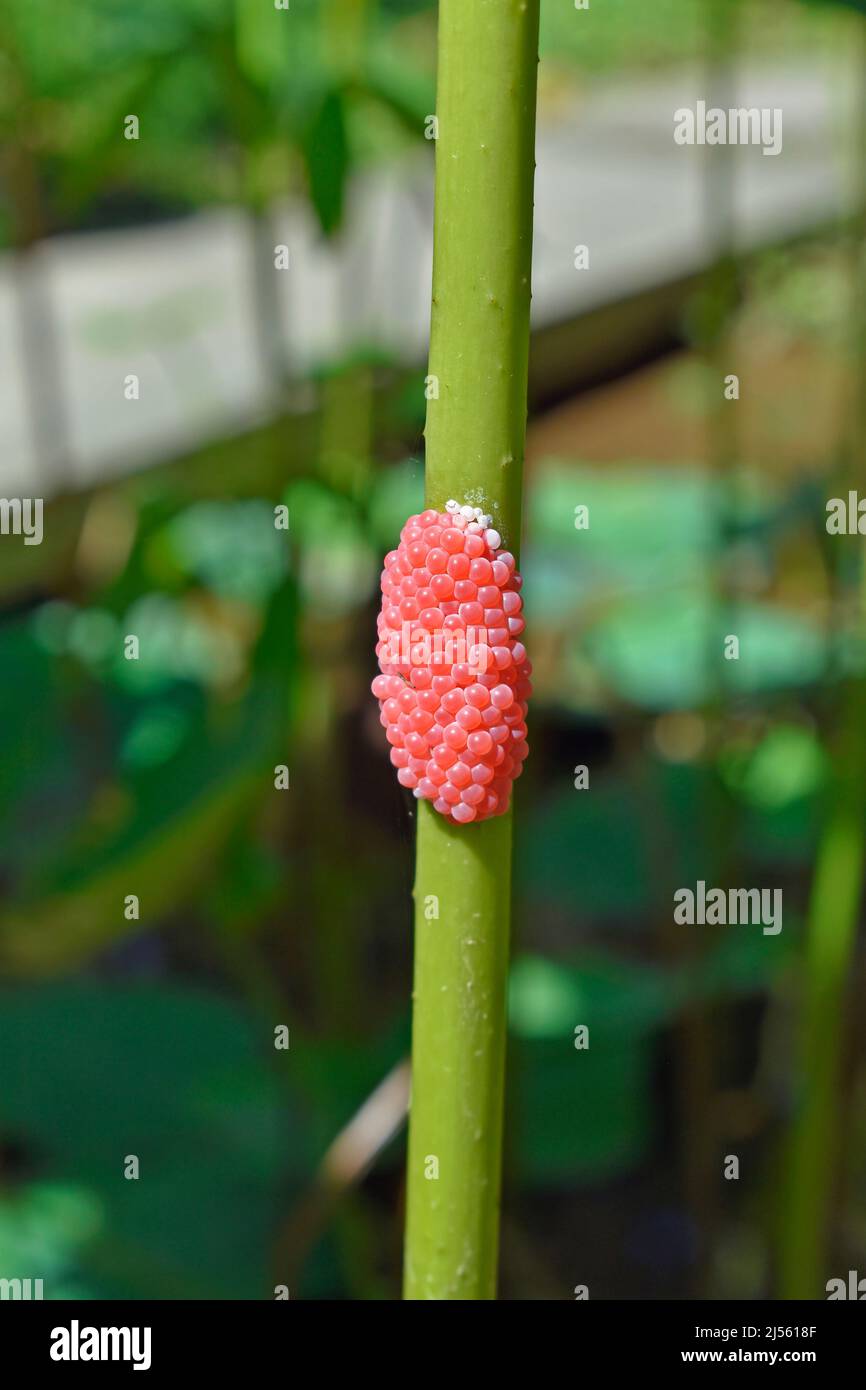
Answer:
(0, 681, 286, 974)
(582, 593, 826, 710)
(360, 42, 435, 136)
(0, 983, 303, 1297)
(301, 86, 350, 237)
(283, 478, 378, 615)
(510, 953, 670, 1040)
(720, 724, 828, 811)
(234, 0, 289, 88)
(508, 933, 790, 1185)
(367, 458, 424, 550)
(0, 1184, 103, 1299)
(509, 955, 660, 1182)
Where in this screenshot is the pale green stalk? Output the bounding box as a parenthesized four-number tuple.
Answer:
(403, 0, 540, 1301)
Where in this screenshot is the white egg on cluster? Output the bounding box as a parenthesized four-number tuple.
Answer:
(443, 500, 499, 548)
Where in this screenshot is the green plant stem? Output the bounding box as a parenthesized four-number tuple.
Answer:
(403, 0, 540, 1301)
(778, 18, 866, 1299)
(778, 685, 866, 1297)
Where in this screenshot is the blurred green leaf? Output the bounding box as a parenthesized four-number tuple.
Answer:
(0, 761, 262, 975)
(0, 983, 303, 1297)
(0, 1184, 103, 1299)
(301, 85, 350, 236)
(283, 478, 378, 615)
(509, 954, 660, 1182)
(582, 594, 826, 710)
(360, 41, 435, 136)
(509, 932, 790, 1185)
(720, 724, 828, 811)
(234, 0, 290, 89)
(166, 499, 289, 603)
(367, 458, 424, 549)
(0, 668, 289, 974)
(510, 953, 670, 1041)
(519, 777, 654, 922)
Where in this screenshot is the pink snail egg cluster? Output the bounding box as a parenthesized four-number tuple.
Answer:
(371, 501, 531, 825)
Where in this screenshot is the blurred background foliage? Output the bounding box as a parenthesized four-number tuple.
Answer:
(0, 0, 865, 1299)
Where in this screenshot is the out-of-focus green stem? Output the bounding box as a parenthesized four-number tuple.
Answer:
(402, 0, 540, 1301)
(778, 685, 866, 1297)
(778, 17, 866, 1301)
